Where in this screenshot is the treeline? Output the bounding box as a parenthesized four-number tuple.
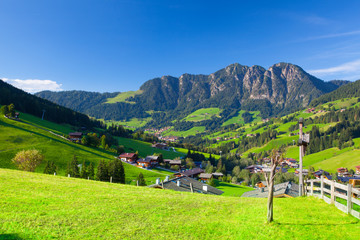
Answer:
(307, 120, 360, 154)
(0, 80, 101, 129)
(310, 79, 360, 106)
(64, 156, 125, 183)
(237, 129, 278, 153)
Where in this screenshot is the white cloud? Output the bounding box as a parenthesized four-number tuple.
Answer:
(302, 30, 360, 41)
(1, 78, 63, 93)
(308, 59, 360, 79)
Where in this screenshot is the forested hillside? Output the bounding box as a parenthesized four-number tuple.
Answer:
(0, 80, 100, 129)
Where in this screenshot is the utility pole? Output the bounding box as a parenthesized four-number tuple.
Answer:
(298, 118, 304, 196)
(41, 109, 46, 120)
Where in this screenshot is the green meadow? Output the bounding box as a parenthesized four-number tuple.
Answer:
(184, 108, 222, 122)
(0, 169, 359, 240)
(0, 115, 166, 185)
(104, 90, 143, 104)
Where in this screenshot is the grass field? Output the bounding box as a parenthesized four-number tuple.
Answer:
(184, 108, 222, 122)
(163, 126, 206, 137)
(312, 149, 360, 172)
(103, 117, 152, 129)
(222, 110, 261, 127)
(215, 180, 254, 197)
(104, 90, 143, 104)
(0, 116, 165, 185)
(116, 136, 184, 159)
(0, 169, 359, 240)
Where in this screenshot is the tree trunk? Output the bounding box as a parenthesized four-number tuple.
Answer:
(267, 172, 274, 223)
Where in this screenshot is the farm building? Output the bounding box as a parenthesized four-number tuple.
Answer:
(118, 153, 138, 163)
(174, 168, 204, 178)
(69, 132, 83, 142)
(242, 181, 299, 198)
(148, 176, 223, 195)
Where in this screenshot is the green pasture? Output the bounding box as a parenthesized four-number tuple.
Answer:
(0, 116, 164, 184)
(222, 110, 261, 127)
(215, 180, 254, 197)
(104, 90, 143, 104)
(163, 126, 206, 137)
(0, 169, 359, 239)
(184, 108, 222, 122)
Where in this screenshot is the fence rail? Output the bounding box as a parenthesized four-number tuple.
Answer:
(306, 176, 360, 219)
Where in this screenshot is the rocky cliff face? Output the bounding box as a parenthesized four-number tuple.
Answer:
(135, 62, 339, 114)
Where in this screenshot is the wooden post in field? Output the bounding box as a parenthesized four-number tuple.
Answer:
(68, 174, 70, 178)
(110, 176, 112, 183)
(347, 184, 352, 214)
(310, 180, 314, 196)
(161, 181, 164, 188)
(298, 118, 304, 196)
(190, 183, 193, 193)
(136, 180, 139, 186)
(330, 181, 335, 204)
(320, 176, 324, 199)
(54, 172, 56, 176)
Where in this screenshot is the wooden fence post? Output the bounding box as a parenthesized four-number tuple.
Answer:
(68, 174, 70, 178)
(347, 184, 352, 214)
(320, 176, 324, 199)
(330, 180, 335, 204)
(110, 176, 112, 183)
(190, 183, 193, 193)
(136, 180, 139, 186)
(310, 180, 314, 196)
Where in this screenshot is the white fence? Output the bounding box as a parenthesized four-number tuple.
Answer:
(306, 176, 360, 219)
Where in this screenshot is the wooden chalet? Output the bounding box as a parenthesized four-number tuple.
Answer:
(245, 165, 262, 174)
(151, 143, 168, 150)
(337, 167, 349, 177)
(199, 173, 212, 181)
(164, 159, 181, 166)
(137, 158, 151, 169)
(69, 132, 83, 142)
(212, 172, 224, 179)
(175, 168, 204, 178)
(119, 153, 138, 163)
(356, 166, 360, 175)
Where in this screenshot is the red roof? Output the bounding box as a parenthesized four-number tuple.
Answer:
(119, 153, 136, 158)
(356, 166, 360, 168)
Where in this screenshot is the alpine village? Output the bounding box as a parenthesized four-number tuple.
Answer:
(1, 2, 360, 240)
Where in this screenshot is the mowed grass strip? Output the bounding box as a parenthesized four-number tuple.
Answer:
(0, 169, 359, 240)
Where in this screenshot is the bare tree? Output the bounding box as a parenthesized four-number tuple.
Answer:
(263, 149, 284, 223)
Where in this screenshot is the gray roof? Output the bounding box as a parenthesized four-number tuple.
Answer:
(177, 167, 204, 177)
(241, 181, 299, 198)
(199, 173, 212, 179)
(148, 176, 223, 195)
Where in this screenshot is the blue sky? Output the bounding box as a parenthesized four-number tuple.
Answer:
(1, 0, 360, 93)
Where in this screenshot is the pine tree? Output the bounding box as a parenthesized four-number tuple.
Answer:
(136, 172, 146, 186)
(44, 161, 57, 174)
(66, 155, 79, 177)
(87, 162, 95, 180)
(80, 160, 88, 179)
(109, 158, 125, 183)
(96, 159, 109, 181)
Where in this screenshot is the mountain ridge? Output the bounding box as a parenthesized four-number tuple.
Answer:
(35, 62, 348, 127)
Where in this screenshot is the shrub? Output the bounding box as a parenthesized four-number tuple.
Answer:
(12, 149, 44, 172)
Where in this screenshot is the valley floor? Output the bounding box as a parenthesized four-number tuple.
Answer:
(1, 169, 359, 240)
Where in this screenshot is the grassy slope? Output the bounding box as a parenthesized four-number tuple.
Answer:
(0, 169, 359, 240)
(215, 180, 254, 197)
(116, 136, 184, 159)
(312, 149, 360, 172)
(0, 116, 165, 185)
(104, 90, 143, 104)
(222, 110, 262, 127)
(163, 126, 206, 137)
(184, 108, 222, 122)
